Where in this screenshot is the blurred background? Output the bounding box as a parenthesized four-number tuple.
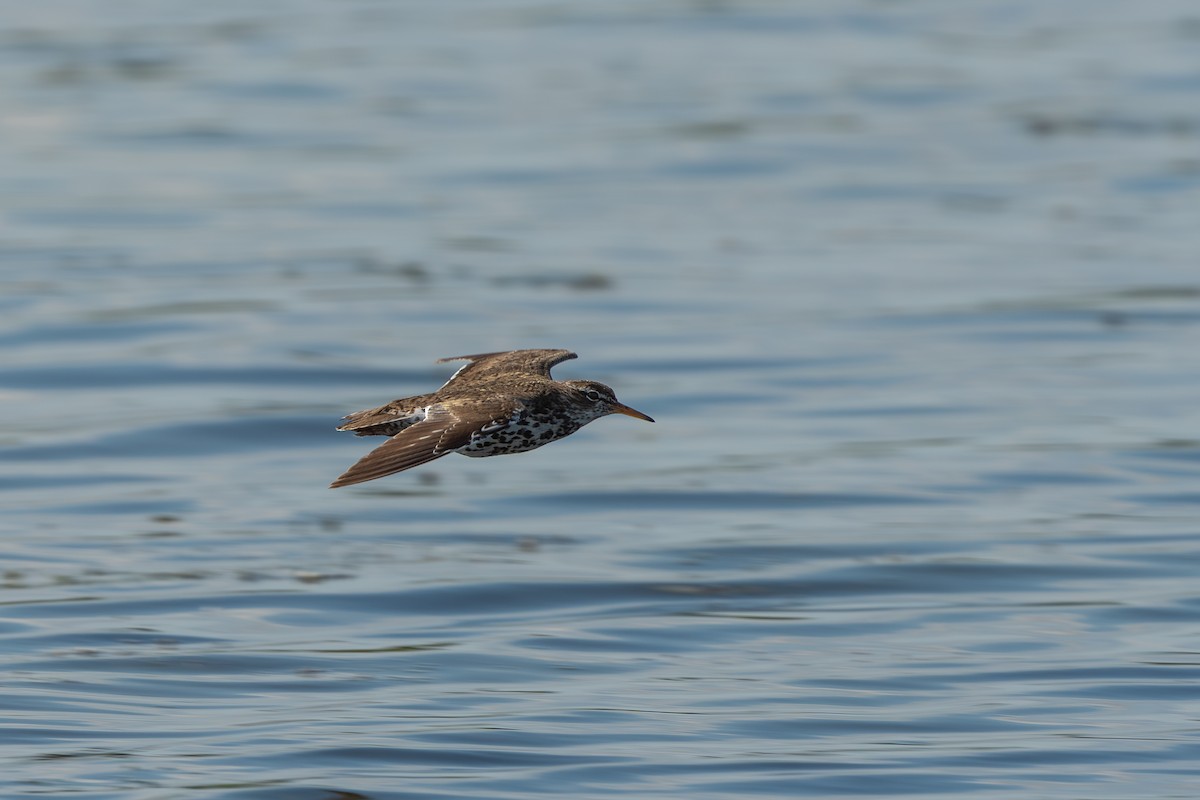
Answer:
(3, 2, 1200, 798)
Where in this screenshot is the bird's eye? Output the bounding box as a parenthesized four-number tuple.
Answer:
(584, 389, 603, 402)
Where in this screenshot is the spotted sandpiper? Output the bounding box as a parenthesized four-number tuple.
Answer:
(330, 349, 654, 487)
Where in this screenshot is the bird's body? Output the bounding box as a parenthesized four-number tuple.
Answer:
(330, 349, 653, 487)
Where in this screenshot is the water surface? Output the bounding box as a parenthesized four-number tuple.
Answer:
(3, 2, 1200, 798)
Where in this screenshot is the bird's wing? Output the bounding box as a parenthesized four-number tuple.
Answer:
(435, 349, 576, 389)
(335, 395, 434, 437)
(329, 406, 475, 487)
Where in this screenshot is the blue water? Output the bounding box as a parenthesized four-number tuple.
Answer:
(4, 2, 1200, 798)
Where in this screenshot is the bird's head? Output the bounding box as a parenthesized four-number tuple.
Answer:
(561, 380, 655, 423)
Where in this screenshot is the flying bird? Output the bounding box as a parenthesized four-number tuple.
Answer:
(330, 349, 653, 487)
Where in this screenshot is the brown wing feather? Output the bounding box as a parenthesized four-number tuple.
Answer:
(335, 393, 437, 437)
(329, 406, 474, 487)
(436, 349, 576, 389)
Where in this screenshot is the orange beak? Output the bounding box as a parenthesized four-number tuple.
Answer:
(612, 403, 654, 422)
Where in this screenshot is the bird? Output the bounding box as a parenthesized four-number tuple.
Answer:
(330, 349, 654, 488)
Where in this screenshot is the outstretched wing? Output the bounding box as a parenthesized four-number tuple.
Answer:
(329, 406, 475, 487)
(436, 349, 576, 389)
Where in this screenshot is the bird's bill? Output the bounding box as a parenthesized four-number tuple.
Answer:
(612, 403, 655, 422)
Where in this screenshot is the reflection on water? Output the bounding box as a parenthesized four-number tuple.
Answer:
(3, 1, 1200, 798)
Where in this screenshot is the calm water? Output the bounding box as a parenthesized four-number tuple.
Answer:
(3, 2, 1200, 798)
